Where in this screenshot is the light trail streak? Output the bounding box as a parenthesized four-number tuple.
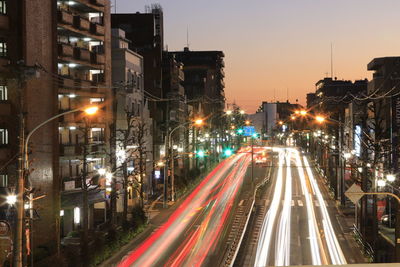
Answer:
(303, 156, 347, 265)
(291, 148, 325, 266)
(254, 148, 285, 267)
(119, 152, 252, 267)
(274, 150, 292, 266)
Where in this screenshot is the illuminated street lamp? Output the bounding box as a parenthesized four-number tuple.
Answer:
(6, 194, 17, 206)
(377, 179, 387, 188)
(194, 118, 204, 126)
(300, 110, 307, 116)
(315, 115, 326, 123)
(245, 120, 251, 125)
(226, 110, 233, 115)
(240, 110, 245, 115)
(295, 110, 300, 115)
(291, 116, 296, 120)
(387, 174, 396, 182)
(278, 121, 284, 125)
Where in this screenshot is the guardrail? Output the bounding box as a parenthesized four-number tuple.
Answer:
(225, 165, 272, 267)
(352, 224, 374, 261)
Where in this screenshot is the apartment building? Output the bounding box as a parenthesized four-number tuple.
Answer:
(57, 0, 112, 240)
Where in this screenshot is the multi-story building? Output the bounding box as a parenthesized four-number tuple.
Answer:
(162, 52, 188, 181)
(0, 0, 60, 260)
(111, 28, 153, 216)
(111, 6, 165, 164)
(57, 0, 112, 241)
(171, 48, 226, 123)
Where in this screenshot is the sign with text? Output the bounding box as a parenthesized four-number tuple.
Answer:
(243, 126, 256, 137)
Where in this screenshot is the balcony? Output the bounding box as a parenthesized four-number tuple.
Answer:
(58, 43, 74, 58)
(92, 73, 105, 84)
(90, 23, 104, 36)
(90, 0, 105, 6)
(91, 53, 104, 65)
(59, 77, 75, 89)
(0, 102, 11, 116)
(73, 47, 91, 62)
(0, 58, 10, 72)
(73, 16, 90, 32)
(57, 9, 73, 25)
(0, 15, 9, 30)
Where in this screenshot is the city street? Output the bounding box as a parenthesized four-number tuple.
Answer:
(235, 147, 366, 267)
(118, 151, 253, 267)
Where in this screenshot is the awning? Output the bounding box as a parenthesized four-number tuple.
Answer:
(61, 189, 106, 209)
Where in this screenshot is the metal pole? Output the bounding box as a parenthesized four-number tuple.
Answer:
(14, 115, 25, 267)
(163, 136, 168, 208)
(251, 137, 254, 184)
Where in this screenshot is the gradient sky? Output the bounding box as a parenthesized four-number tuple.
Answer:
(116, 0, 400, 113)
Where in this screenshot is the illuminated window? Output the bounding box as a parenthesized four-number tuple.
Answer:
(0, 1, 6, 14)
(0, 128, 8, 145)
(0, 174, 7, 187)
(0, 40, 7, 57)
(0, 86, 7, 100)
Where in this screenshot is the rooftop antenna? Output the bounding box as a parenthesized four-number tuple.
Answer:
(330, 42, 334, 79)
(186, 26, 190, 49)
(114, 0, 117, 13)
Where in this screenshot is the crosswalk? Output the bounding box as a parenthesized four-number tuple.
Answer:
(271, 199, 331, 207)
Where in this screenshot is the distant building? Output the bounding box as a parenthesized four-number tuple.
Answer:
(306, 93, 317, 109)
(111, 28, 153, 210)
(111, 5, 165, 164)
(171, 48, 226, 124)
(250, 101, 302, 137)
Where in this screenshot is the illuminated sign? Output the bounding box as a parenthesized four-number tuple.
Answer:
(154, 170, 161, 179)
(354, 125, 361, 157)
(243, 126, 256, 136)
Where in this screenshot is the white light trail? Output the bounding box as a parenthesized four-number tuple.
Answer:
(291, 149, 323, 266)
(254, 148, 285, 267)
(303, 156, 347, 265)
(274, 150, 292, 266)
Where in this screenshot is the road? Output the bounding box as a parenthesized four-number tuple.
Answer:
(118, 150, 253, 267)
(235, 147, 365, 267)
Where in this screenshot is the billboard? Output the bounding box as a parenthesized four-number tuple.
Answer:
(243, 126, 256, 137)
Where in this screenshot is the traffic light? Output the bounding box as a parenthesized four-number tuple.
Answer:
(196, 150, 205, 158)
(237, 129, 244, 135)
(224, 148, 233, 157)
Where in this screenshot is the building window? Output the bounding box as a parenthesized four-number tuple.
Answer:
(0, 1, 6, 15)
(0, 40, 7, 57)
(0, 128, 8, 145)
(0, 174, 7, 187)
(0, 86, 7, 100)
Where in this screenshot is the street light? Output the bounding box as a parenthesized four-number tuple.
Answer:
(226, 110, 233, 115)
(6, 194, 17, 206)
(377, 179, 387, 187)
(300, 110, 307, 116)
(387, 174, 396, 182)
(315, 115, 326, 123)
(240, 110, 245, 115)
(16, 105, 99, 266)
(194, 118, 204, 126)
(245, 120, 251, 125)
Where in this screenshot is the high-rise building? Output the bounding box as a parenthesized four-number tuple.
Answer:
(0, 0, 113, 260)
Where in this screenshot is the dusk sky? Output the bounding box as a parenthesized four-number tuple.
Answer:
(116, 0, 400, 113)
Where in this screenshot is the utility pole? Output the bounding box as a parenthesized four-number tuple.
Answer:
(163, 100, 170, 208)
(14, 115, 25, 267)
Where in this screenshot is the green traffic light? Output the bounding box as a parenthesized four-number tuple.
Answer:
(237, 129, 244, 135)
(197, 150, 205, 158)
(224, 149, 233, 157)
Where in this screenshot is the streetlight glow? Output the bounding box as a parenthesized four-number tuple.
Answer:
(226, 110, 232, 115)
(194, 119, 204, 126)
(387, 174, 396, 182)
(300, 110, 307, 116)
(377, 179, 386, 187)
(84, 106, 99, 115)
(315, 115, 325, 123)
(343, 152, 352, 159)
(6, 194, 17, 205)
(97, 168, 106, 176)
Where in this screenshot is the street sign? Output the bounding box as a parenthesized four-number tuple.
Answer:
(0, 221, 10, 236)
(243, 126, 256, 137)
(345, 183, 364, 204)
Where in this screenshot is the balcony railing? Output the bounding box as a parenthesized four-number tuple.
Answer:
(90, 0, 105, 6)
(73, 47, 91, 62)
(58, 43, 74, 57)
(73, 16, 90, 32)
(92, 73, 105, 84)
(91, 53, 104, 65)
(57, 9, 74, 25)
(90, 22, 105, 36)
(0, 14, 9, 30)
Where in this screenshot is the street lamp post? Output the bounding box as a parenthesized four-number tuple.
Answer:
(14, 106, 98, 266)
